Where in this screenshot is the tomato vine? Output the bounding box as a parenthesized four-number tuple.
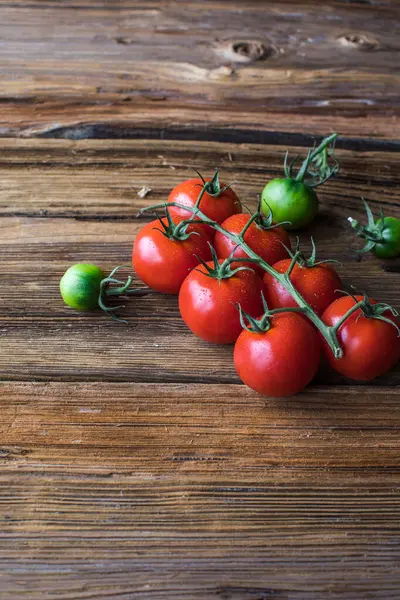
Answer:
(141, 179, 398, 359)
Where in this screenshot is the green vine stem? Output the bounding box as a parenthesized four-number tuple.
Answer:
(237, 292, 305, 334)
(99, 266, 155, 322)
(309, 133, 338, 163)
(347, 198, 387, 253)
(140, 182, 397, 359)
(282, 133, 339, 188)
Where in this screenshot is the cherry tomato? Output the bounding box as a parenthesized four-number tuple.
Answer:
(214, 213, 291, 275)
(261, 178, 318, 230)
(168, 177, 241, 237)
(322, 295, 400, 381)
(178, 262, 265, 344)
(264, 259, 342, 316)
(60, 263, 105, 311)
(372, 216, 400, 258)
(348, 199, 400, 259)
(133, 219, 212, 294)
(234, 312, 321, 397)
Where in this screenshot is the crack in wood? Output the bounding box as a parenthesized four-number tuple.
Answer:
(37, 125, 400, 152)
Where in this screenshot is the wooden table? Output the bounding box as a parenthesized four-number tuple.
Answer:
(1, 2, 400, 598)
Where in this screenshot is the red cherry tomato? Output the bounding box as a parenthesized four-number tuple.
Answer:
(133, 218, 212, 294)
(264, 259, 342, 316)
(178, 262, 265, 344)
(234, 312, 321, 397)
(168, 178, 241, 237)
(214, 213, 291, 275)
(322, 295, 400, 381)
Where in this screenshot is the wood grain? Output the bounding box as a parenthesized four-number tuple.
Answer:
(1, 0, 400, 140)
(0, 139, 399, 385)
(1, 1, 400, 598)
(1, 139, 400, 218)
(1, 382, 400, 600)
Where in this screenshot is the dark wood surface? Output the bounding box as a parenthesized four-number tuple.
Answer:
(1, 2, 400, 599)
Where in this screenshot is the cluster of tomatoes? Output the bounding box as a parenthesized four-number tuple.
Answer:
(129, 174, 400, 397)
(60, 131, 400, 398)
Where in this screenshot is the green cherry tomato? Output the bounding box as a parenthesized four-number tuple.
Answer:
(261, 178, 318, 230)
(373, 217, 400, 258)
(60, 264, 106, 311)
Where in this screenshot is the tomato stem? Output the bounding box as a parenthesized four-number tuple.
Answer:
(105, 287, 154, 298)
(238, 293, 308, 334)
(140, 198, 349, 358)
(309, 133, 338, 162)
(285, 236, 343, 269)
(283, 133, 339, 188)
(295, 149, 312, 183)
(330, 300, 364, 334)
(238, 212, 258, 239)
(347, 198, 388, 254)
(98, 266, 156, 322)
(285, 251, 301, 278)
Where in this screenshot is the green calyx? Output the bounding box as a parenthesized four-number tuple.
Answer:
(193, 167, 232, 198)
(249, 198, 291, 232)
(237, 292, 304, 334)
(358, 294, 400, 336)
(98, 266, 135, 323)
(333, 291, 400, 337)
(154, 205, 200, 241)
(99, 266, 155, 322)
(348, 198, 387, 253)
(197, 243, 255, 280)
(283, 132, 339, 188)
(238, 292, 271, 333)
(285, 237, 341, 269)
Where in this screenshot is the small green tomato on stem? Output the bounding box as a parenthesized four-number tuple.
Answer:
(60, 264, 105, 311)
(348, 198, 400, 259)
(60, 263, 153, 322)
(261, 133, 339, 230)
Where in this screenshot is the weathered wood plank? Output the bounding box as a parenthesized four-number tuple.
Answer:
(0, 382, 399, 599)
(0, 139, 399, 219)
(1, 1, 400, 599)
(1, 382, 400, 467)
(1, 0, 399, 139)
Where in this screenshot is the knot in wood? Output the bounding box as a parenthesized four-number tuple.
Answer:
(338, 33, 379, 51)
(215, 40, 272, 63)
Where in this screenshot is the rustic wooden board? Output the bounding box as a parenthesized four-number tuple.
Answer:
(1, 0, 400, 140)
(1, 139, 400, 218)
(1, 139, 400, 599)
(1, 0, 400, 598)
(1, 382, 400, 600)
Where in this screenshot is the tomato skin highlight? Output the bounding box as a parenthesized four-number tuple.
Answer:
(168, 178, 241, 237)
(322, 295, 400, 381)
(234, 313, 321, 397)
(133, 219, 212, 294)
(373, 217, 400, 258)
(263, 259, 342, 316)
(214, 213, 291, 275)
(178, 262, 265, 344)
(261, 178, 318, 230)
(60, 263, 106, 311)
